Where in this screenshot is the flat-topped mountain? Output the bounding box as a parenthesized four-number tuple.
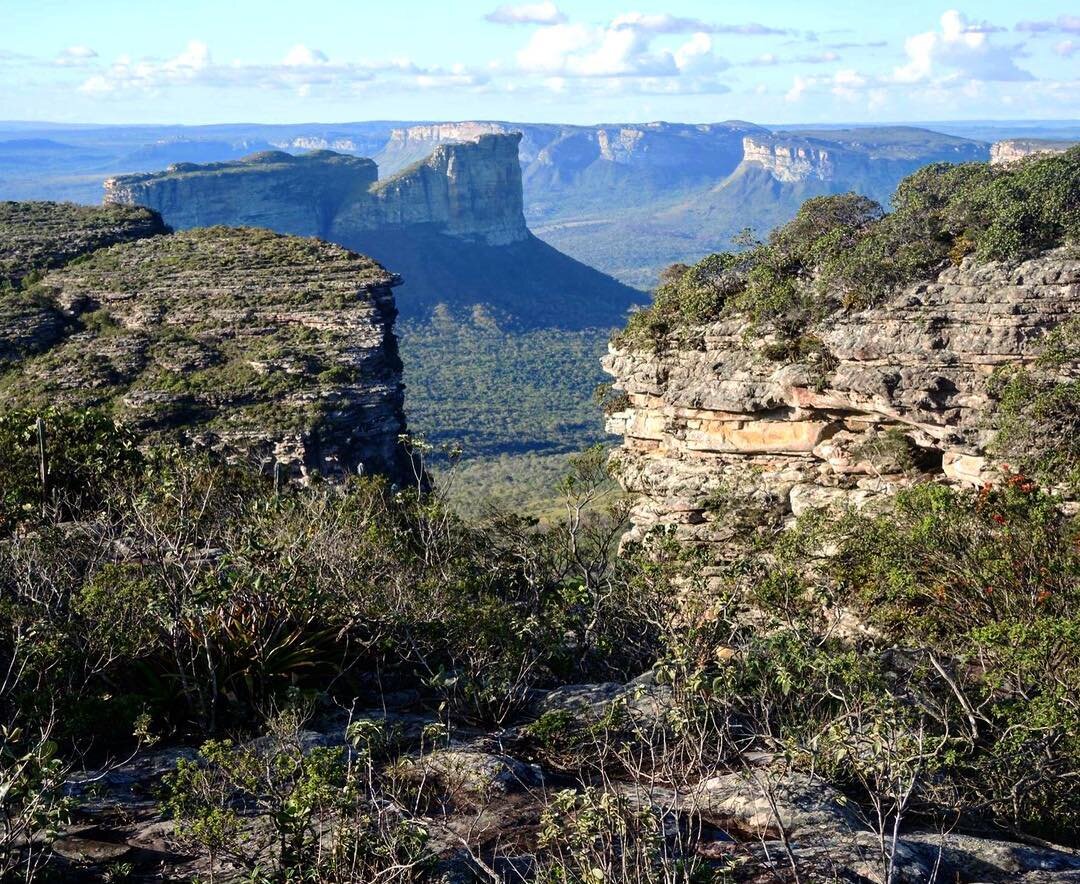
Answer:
(105, 134, 643, 329)
(105, 136, 528, 247)
(0, 205, 416, 484)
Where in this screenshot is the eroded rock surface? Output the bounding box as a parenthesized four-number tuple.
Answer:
(0, 223, 415, 483)
(990, 138, 1078, 165)
(603, 250, 1080, 551)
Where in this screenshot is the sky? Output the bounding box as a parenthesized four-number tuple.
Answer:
(1, 0, 1078, 125)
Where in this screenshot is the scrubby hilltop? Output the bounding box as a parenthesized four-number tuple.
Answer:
(0, 203, 416, 484)
(604, 145, 1080, 554)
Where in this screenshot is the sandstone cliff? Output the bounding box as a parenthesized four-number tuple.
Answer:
(0, 215, 415, 485)
(741, 129, 987, 186)
(104, 135, 528, 248)
(742, 135, 838, 183)
(603, 251, 1080, 552)
(990, 138, 1078, 165)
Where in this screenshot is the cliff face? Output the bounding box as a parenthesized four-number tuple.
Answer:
(603, 251, 1080, 553)
(353, 134, 527, 246)
(990, 138, 1078, 165)
(104, 135, 528, 248)
(742, 135, 837, 183)
(0, 217, 415, 485)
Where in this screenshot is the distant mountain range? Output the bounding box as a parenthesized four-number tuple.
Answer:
(3, 118, 1078, 288)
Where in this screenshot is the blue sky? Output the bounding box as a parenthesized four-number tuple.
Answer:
(1, 0, 1077, 124)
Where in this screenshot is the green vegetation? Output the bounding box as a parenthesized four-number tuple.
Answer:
(619, 146, 1080, 347)
(400, 315, 611, 460)
(989, 317, 1080, 492)
(0, 200, 164, 285)
(398, 314, 624, 518)
(2, 407, 1079, 878)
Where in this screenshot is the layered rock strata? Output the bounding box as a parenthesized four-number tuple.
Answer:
(603, 251, 1080, 551)
(104, 135, 529, 247)
(0, 222, 415, 484)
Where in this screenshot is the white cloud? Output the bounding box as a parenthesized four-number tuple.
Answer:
(785, 75, 809, 102)
(485, 2, 566, 26)
(893, 10, 1033, 83)
(673, 33, 715, 73)
(516, 15, 728, 77)
(831, 68, 867, 100)
(55, 45, 98, 67)
(610, 13, 787, 36)
(1056, 39, 1078, 57)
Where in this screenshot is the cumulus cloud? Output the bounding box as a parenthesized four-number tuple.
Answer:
(516, 18, 727, 77)
(1016, 15, 1080, 34)
(893, 10, 1033, 83)
(1056, 39, 1079, 57)
(282, 45, 329, 67)
(485, 2, 566, 26)
(55, 45, 98, 66)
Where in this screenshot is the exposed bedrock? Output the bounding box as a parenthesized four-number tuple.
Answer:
(603, 250, 1080, 551)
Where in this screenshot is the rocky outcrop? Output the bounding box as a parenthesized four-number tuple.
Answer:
(742, 135, 839, 183)
(103, 135, 528, 247)
(603, 250, 1080, 551)
(991, 138, 1077, 165)
(0, 223, 416, 484)
(359, 134, 527, 246)
(103, 150, 378, 240)
(0, 201, 168, 366)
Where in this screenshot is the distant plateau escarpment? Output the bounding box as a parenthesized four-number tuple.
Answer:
(105, 134, 644, 329)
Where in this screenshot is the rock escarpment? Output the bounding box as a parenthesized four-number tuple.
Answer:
(990, 138, 1078, 165)
(742, 135, 838, 183)
(0, 216, 415, 484)
(603, 251, 1080, 552)
(741, 129, 987, 186)
(104, 135, 529, 247)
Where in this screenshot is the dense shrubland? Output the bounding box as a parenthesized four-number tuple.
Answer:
(1, 404, 1079, 880)
(618, 146, 1080, 347)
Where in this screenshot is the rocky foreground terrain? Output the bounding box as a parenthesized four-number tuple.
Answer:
(53, 677, 1080, 882)
(0, 202, 415, 483)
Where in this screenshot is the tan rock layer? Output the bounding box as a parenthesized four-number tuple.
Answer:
(603, 250, 1080, 550)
